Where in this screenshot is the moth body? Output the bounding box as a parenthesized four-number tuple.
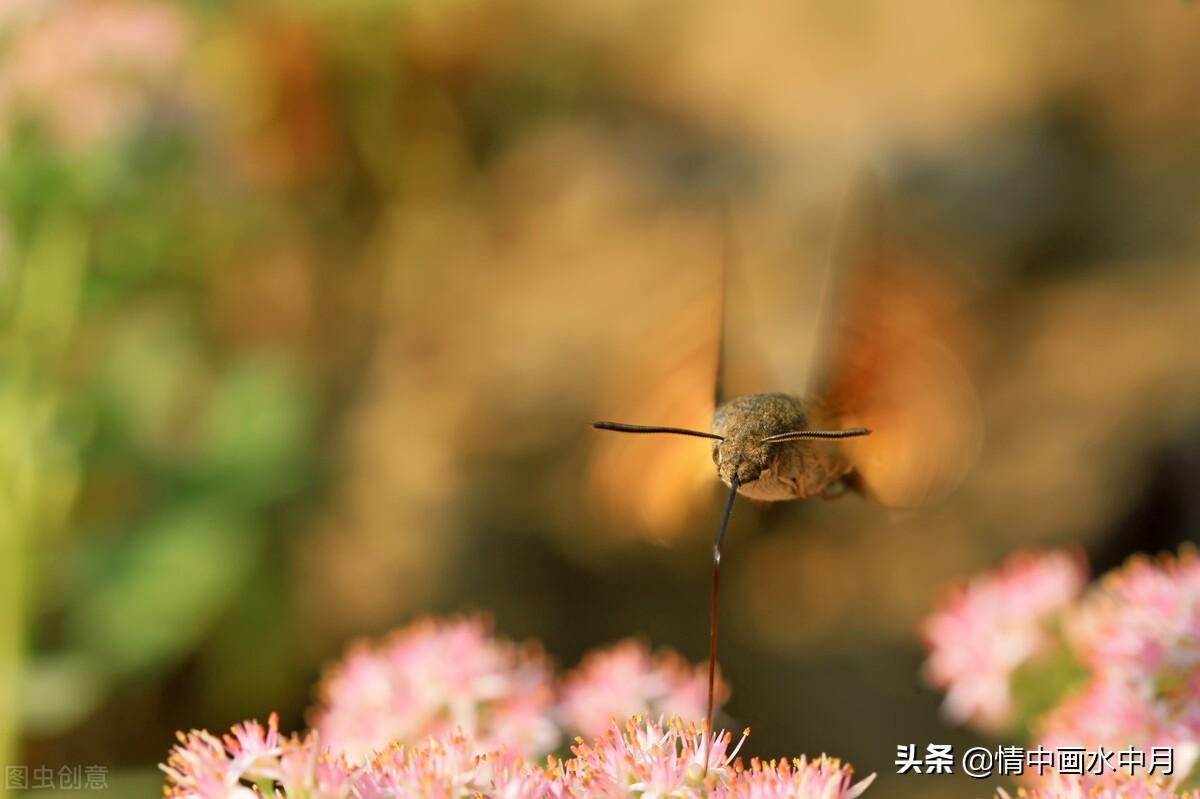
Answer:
(711, 393, 854, 501)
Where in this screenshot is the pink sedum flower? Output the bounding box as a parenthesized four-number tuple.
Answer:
(163, 715, 874, 798)
(1036, 675, 1182, 753)
(1069, 551, 1200, 683)
(1032, 675, 1198, 791)
(565, 716, 873, 799)
(1035, 551, 1200, 785)
(162, 713, 356, 799)
(921, 549, 1088, 731)
(311, 615, 559, 762)
(560, 640, 728, 739)
(728, 756, 875, 799)
(352, 732, 553, 799)
(565, 716, 745, 796)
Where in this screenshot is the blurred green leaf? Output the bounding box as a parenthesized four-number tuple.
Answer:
(0, 127, 76, 245)
(194, 360, 313, 505)
(66, 504, 263, 676)
(6, 217, 86, 370)
(91, 307, 205, 460)
(87, 129, 200, 304)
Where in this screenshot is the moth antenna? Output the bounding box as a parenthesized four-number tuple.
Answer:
(593, 421, 724, 441)
(704, 474, 739, 776)
(760, 427, 871, 443)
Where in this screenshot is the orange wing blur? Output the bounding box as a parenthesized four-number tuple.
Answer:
(586, 286, 720, 540)
(813, 180, 983, 508)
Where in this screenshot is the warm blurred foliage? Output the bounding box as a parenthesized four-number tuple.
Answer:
(2, 1, 1199, 797)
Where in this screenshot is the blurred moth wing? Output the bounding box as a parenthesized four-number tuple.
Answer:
(806, 175, 983, 508)
(586, 252, 722, 539)
(713, 200, 775, 408)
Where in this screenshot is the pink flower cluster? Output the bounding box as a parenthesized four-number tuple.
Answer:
(1068, 552, 1200, 687)
(0, 0, 188, 149)
(310, 616, 724, 763)
(165, 616, 869, 796)
(1038, 552, 1200, 781)
(922, 548, 1200, 789)
(560, 639, 722, 740)
(920, 549, 1089, 731)
(163, 714, 875, 799)
(164, 716, 346, 799)
(311, 616, 559, 762)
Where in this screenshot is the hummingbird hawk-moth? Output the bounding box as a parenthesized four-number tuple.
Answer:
(591, 175, 982, 752)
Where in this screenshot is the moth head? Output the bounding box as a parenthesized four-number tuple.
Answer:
(710, 434, 770, 486)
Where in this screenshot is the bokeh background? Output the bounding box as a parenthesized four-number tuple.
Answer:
(3, 1, 1200, 797)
